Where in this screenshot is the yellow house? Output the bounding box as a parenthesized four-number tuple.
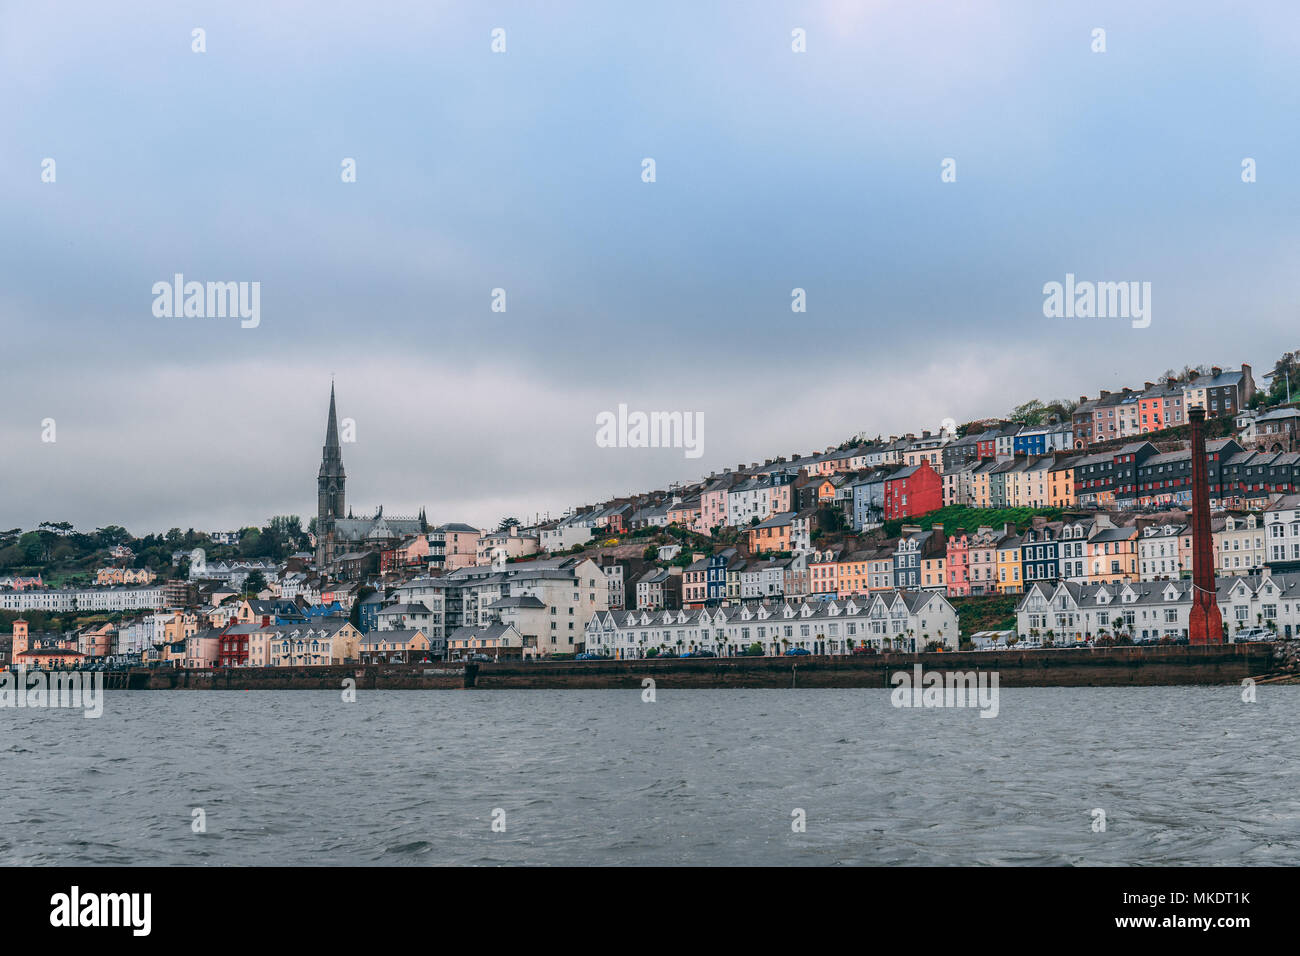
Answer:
(447, 623, 524, 660)
(1007, 457, 1053, 509)
(903, 446, 945, 475)
(163, 610, 198, 644)
(970, 461, 997, 509)
(268, 620, 363, 666)
(360, 628, 432, 664)
(996, 535, 1024, 594)
(921, 554, 947, 591)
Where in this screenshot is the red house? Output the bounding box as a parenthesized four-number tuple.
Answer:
(217, 622, 253, 668)
(883, 461, 942, 520)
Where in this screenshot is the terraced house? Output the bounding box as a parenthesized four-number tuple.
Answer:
(882, 461, 941, 520)
(1086, 525, 1139, 585)
(1264, 495, 1300, 572)
(809, 545, 844, 599)
(995, 533, 1024, 594)
(945, 531, 971, 596)
(584, 591, 959, 659)
(1005, 455, 1053, 508)
(359, 628, 431, 664)
(836, 550, 872, 597)
(1019, 522, 1061, 586)
(1016, 580, 1194, 644)
(267, 618, 362, 666)
(1138, 523, 1185, 581)
(894, 525, 945, 590)
(942, 460, 978, 508)
(967, 525, 1007, 595)
(1049, 456, 1079, 506)
(1017, 569, 1299, 643)
(920, 548, 947, 592)
(1182, 364, 1255, 417)
(1216, 512, 1265, 576)
(748, 511, 795, 554)
(740, 558, 788, 601)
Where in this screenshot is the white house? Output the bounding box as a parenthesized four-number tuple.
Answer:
(584, 591, 959, 659)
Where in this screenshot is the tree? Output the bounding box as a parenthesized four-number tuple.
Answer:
(18, 532, 44, 563)
(94, 526, 131, 548)
(1043, 398, 1079, 422)
(242, 570, 268, 595)
(643, 544, 659, 560)
(496, 517, 521, 533)
(1008, 400, 1048, 426)
(238, 529, 264, 558)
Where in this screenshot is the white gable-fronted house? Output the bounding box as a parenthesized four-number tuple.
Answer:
(583, 592, 959, 658)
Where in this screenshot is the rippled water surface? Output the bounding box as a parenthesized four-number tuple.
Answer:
(2, 688, 1298, 865)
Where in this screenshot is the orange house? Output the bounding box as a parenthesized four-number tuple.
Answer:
(836, 551, 872, 597)
(748, 513, 794, 554)
(16, 648, 88, 668)
(1049, 458, 1078, 507)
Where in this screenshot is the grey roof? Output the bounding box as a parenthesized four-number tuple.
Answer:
(377, 602, 432, 615)
(448, 623, 519, 642)
(360, 628, 426, 645)
(1089, 526, 1138, 542)
(488, 595, 547, 609)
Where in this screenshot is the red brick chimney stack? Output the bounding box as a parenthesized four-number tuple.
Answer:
(1187, 407, 1224, 645)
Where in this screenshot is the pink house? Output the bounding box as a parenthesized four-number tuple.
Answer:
(946, 532, 971, 597)
(700, 478, 732, 534)
(770, 482, 793, 515)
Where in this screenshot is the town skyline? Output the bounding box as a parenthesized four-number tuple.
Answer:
(0, 354, 1270, 536)
(0, 356, 1279, 541)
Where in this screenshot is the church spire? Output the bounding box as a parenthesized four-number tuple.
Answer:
(324, 380, 340, 451)
(316, 382, 346, 568)
(319, 381, 345, 480)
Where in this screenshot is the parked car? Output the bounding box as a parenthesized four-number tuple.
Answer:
(1234, 628, 1274, 643)
(783, 647, 811, 656)
(574, 652, 608, 660)
(690, 650, 717, 658)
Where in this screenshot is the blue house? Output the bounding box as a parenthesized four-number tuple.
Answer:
(706, 549, 734, 605)
(1019, 523, 1061, 585)
(851, 472, 887, 531)
(357, 592, 385, 633)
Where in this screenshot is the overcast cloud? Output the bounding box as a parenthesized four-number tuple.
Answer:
(2, 1, 1297, 533)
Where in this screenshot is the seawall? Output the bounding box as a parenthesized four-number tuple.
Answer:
(106, 644, 1280, 690)
(466, 644, 1275, 689)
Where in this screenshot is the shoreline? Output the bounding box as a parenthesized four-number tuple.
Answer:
(99, 644, 1283, 690)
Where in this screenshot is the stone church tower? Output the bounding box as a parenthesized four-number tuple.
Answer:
(316, 383, 346, 567)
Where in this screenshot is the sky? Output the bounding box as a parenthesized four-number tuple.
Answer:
(2, 1, 1298, 534)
